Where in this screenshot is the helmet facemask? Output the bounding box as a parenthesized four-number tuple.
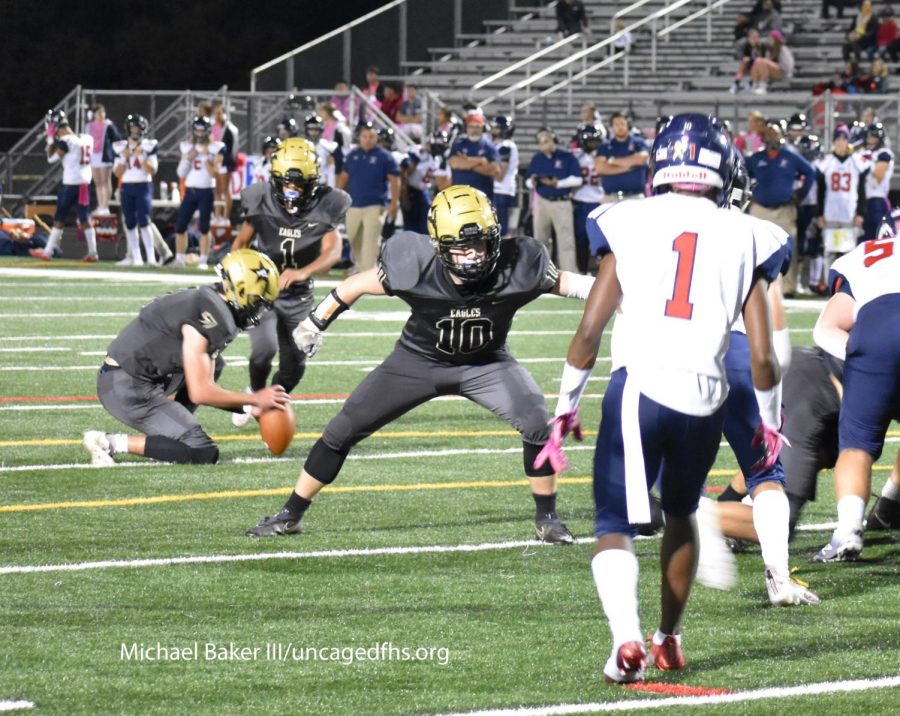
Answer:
(434, 222, 501, 283)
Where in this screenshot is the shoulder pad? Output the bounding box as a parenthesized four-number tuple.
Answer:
(179, 141, 193, 154)
(112, 140, 128, 156)
(379, 232, 432, 292)
(240, 182, 267, 215)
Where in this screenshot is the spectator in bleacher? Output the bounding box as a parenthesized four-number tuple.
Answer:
(396, 85, 424, 142)
(212, 100, 239, 225)
(875, 5, 899, 59)
(362, 65, 384, 120)
(594, 112, 649, 202)
(437, 106, 462, 144)
(331, 81, 360, 126)
(813, 60, 862, 93)
(612, 19, 633, 53)
(735, 0, 782, 42)
(380, 84, 402, 124)
(733, 110, 766, 155)
(843, 0, 877, 61)
(87, 104, 120, 216)
(571, 123, 606, 274)
(731, 28, 767, 93)
(317, 102, 352, 152)
(448, 113, 500, 200)
(746, 120, 817, 295)
(338, 122, 399, 272)
(556, 0, 590, 37)
(526, 128, 582, 272)
(749, 29, 795, 93)
(823, 0, 854, 19)
(752, 0, 784, 35)
(491, 115, 519, 237)
(858, 57, 890, 91)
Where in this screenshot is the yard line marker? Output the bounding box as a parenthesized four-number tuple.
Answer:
(0, 347, 69, 353)
(0, 701, 34, 712)
(428, 674, 900, 716)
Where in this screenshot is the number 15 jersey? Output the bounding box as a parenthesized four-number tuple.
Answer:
(587, 192, 787, 416)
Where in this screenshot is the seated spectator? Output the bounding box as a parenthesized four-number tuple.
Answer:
(750, 29, 795, 93)
(812, 61, 861, 94)
(731, 28, 768, 93)
(331, 81, 361, 125)
(0, 219, 47, 256)
(557, 0, 590, 37)
(733, 110, 766, 156)
(612, 19, 633, 52)
(396, 85, 424, 141)
(858, 57, 890, 92)
(753, 0, 784, 34)
(380, 82, 403, 123)
(317, 102, 352, 150)
(876, 5, 900, 59)
(843, 0, 877, 61)
(735, 0, 781, 39)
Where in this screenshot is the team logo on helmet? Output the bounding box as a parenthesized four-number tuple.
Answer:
(428, 186, 502, 283)
(215, 249, 280, 329)
(269, 137, 320, 214)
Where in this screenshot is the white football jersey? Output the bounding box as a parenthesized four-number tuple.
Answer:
(819, 152, 865, 223)
(178, 140, 225, 189)
(493, 138, 519, 197)
(313, 138, 338, 187)
(592, 192, 787, 416)
(113, 139, 158, 183)
(859, 147, 894, 199)
(252, 157, 272, 185)
(50, 133, 93, 185)
(573, 147, 604, 204)
(829, 234, 900, 319)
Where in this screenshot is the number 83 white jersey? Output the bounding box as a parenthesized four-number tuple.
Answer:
(587, 192, 787, 416)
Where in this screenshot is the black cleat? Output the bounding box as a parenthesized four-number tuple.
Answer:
(535, 515, 576, 544)
(865, 496, 900, 531)
(246, 510, 304, 537)
(725, 537, 747, 554)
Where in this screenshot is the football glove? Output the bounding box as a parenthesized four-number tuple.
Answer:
(533, 410, 583, 475)
(750, 417, 790, 473)
(292, 317, 324, 357)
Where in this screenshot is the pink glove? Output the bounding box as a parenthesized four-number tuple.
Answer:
(750, 418, 790, 473)
(533, 411, 583, 475)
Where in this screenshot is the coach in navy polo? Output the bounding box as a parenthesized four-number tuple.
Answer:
(338, 123, 399, 271)
(448, 113, 500, 199)
(746, 121, 816, 295)
(526, 129, 582, 272)
(594, 112, 649, 201)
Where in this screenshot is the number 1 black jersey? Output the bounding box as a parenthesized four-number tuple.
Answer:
(240, 182, 351, 293)
(377, 232, 558, 364)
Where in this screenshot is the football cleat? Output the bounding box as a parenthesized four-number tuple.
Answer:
(534, 515, 575, 545)
(695, 497, 737, 590)
(765, 569, 821, 606)
(603, 641, 647, 684)
(116, 257, 135, 266)
(246, 510, 304, 537)
(82, 253, 99, 263)
(725, 537, 747, 554)
(865, 496, 900, 531)
(649, 634, 685, 671)
(29, 248, 52, 261)
(83, 431, 114, 467)
(812, 529, 864, 562)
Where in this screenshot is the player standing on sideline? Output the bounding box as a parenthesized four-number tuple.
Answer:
(245, 185, 595, 543)
(29, 110, 100, 262)
(858, 123, 895, 241)
(229, 138, 351, 428)
(491, 115, 519, 237)
(811, 224, 900, 562)
(112, 114, 158, 267)
(252, 136, 281, 185)
(173, 116, 225, 269)
(304, 113, 341, 188)
(572, 123, 607, 274)
(82, 250, 287, 466)
(816, 125, 866, 269)
(548, 115, 788, 683)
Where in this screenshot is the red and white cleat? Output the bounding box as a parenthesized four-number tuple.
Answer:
(29, 248, 52, 261)
(82, 253, 99, 263)
(649, 633, 685, 671)
(603, 640, 647, 684)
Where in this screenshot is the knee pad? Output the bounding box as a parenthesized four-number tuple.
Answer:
(145, 436, 219, 464)
(523, 440, 554, 477)
(303, 438, 349, 484)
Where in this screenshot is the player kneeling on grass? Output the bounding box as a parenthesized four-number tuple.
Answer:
(246, 185, 595, 543)
(83, 249, 289, 466)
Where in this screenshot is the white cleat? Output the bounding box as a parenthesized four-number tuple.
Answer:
(695, 497, 737, 590)
(116, 257, 134, 267)
(765, 569, 821, 606)
(83, 430, 115, 467)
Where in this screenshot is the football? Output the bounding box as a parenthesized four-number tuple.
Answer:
(258, 402, 296, 455)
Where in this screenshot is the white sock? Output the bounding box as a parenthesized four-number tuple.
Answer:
(198, 254, 208, 264)
(84, 227, 98, 255)
(591, 549, 642, 648)
(176, 252, 185, 261)
(809, 257, 823, 284)
(126, 227, 141, 259)
(652, 629, 681, 646)
(108, 433, 129, 454)
(45, 227, 63, 254)
(836, 495, 866, 535)
(881, 478, 900, 502)
(752, 489, 790, 575)
(139, 226, 156, 264)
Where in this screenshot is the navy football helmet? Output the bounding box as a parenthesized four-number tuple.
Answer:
(45, 108, 69, 129)
(261, 135, 281, 153)
(849, 120, 866, 149)
(277, 117, 299, 138)
(192, 115, 212, 141)
(377, 127, 395, 149)
(125, 114, 149, 139)
(866, 122, 886, 149)
(787, 112, 808, 133)
(304, 113, 324, 139)
(492, 115, 515, 139)
(796, 133, 822, 162)
(650, 114, 734, 206)
(576, 122, 607, 152)
(427, 129, 450, 157)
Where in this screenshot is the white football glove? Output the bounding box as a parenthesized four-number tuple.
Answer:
(292, 317, 324, 357)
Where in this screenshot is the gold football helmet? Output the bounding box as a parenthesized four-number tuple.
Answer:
(270, 137, 320, 213)
(427, 185, 501, 282)
(216, 249, 280, 329)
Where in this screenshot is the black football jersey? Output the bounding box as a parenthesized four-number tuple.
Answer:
(107, 286, 239, 382)
(240, 182, 351, 292)
(378, 232, 559, 364)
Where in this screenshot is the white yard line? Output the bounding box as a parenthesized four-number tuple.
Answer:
(428, 675, 900, 716)
(0, 702, 34, 713)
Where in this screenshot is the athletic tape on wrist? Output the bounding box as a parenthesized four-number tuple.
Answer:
(308, 289, 350, 331)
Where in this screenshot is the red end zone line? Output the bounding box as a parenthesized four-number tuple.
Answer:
(627, 683, 732, 697)
(0, 393, 351, 404)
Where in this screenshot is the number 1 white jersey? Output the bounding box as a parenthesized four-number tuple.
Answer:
(588, 192, 787, 416)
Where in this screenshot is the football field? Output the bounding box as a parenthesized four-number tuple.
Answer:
(0, 259, 898, 715)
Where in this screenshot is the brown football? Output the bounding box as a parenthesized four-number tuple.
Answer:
(258, 402, 296, 455)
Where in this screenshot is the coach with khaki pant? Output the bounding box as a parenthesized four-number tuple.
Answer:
(526, 130, 583, 273)
(338, 123, 400, 271)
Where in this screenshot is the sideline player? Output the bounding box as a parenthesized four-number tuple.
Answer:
(113, 114, 159, 266)
(859, 123, 894, 241)
(550, 115, 788, 682)
(82, 250, 287, 466)
(245, 185, 595, 543)
(811, 225, 900, 561)
(30, 109, 100, 262)
(230, 138, 351, 427)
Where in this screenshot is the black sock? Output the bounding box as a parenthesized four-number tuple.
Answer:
(533, 492, 557, 520)
(281, 491, 312, 517)
(718, 485, 746, 503)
